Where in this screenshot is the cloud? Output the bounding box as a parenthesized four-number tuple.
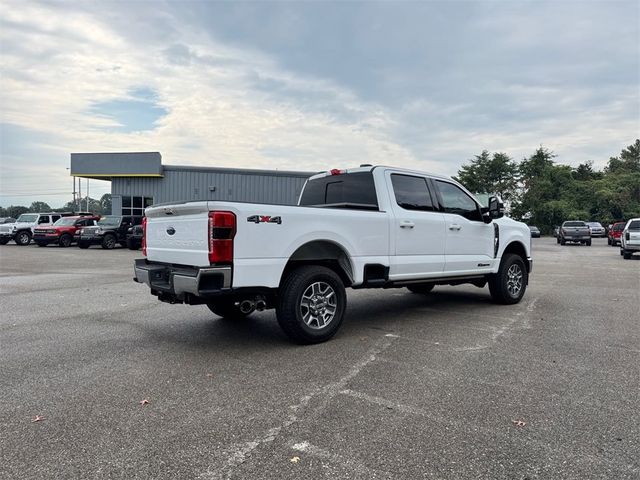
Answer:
(0, 0, 638, 207)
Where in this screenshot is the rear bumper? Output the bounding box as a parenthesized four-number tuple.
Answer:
(528, 257, 533, 274)
(133, 259, 232, 301)
(622, 243, 640, 252)
(563, 236, 590, 241)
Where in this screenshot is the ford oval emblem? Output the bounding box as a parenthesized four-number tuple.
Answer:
(166, 226, 176, 236)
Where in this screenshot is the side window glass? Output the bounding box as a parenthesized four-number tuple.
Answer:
(391, 174, 435, 211)
(436, 181, 482, 222)
(38, 216, 49, 224)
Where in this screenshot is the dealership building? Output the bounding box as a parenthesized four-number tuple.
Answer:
(69, 152, 316, 216)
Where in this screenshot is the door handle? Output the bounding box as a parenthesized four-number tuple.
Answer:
(400, 221, 415, 229)
(449, 224, 462, 231)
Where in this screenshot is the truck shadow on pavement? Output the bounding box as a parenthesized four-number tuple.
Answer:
(138, 287, 500, 350)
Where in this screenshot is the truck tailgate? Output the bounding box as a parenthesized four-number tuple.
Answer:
(145, 202, 210, 266)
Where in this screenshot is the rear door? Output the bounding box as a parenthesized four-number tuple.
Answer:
(434, 180, 494, 275)
(386, 172, 446, 280)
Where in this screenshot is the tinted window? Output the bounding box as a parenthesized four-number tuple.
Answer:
(563, 221, 586, 227)
(613, 223, 625, 231)
(37, 216, 50, 224)
(391, 174, 435, 211)
(628, 220, 640, 230)
(299, 172, 378, 210)
(436, 181, 482, 221)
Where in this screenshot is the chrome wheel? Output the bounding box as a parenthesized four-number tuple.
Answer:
(300, 281, 337, 330)
(506, 264, 523, 296)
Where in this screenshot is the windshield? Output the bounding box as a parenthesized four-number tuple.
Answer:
(613, 223, 626, 231)
(587, 222, 602, 228)
(54, 218, 77, 226)
(16, 214, 38, 223)
(98, 216, 122, 227)
(563, 221, 586, 227)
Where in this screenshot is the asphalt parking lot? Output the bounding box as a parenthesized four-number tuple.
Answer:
(1, 237, 638, 479)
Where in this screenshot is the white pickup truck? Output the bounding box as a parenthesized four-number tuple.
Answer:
(134, 166, 532, 343)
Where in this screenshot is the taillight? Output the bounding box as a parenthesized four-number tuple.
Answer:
(625, 231, 630, 240)
(142, 217, 147, 257)
(208, 211, 236, 264)
(330, 168, 343, 175)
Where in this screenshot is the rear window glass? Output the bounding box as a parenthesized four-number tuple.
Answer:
(628, 220, 640, 230)
(613, 223, 626, 231)
(299, 172, 378, 210)
(563, 221, 586, 227)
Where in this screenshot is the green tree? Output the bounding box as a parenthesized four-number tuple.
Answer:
(7, 205, 30, 218)
(29, 201, 52, 212)
(455, 150, 519, 200)
(99, 194, 112, 215)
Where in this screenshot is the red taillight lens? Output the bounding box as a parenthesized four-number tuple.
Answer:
(330, 168, 343, 175)
(208, 211, 236, 264)
(142, 217, 147, 257)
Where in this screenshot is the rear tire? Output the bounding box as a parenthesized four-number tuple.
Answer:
(560, 239, 566, 245)
(276, 265, 346, 344)
(556, 237, 560, 244)
(607, 238, 611, 245)
(0, 238, 9, 245)
(623, 250, 632, 259)
(101, 234, 116, 249)
(586, 240, 591, 246)
(407, 283, 434, 294)
(59, 234, 72, 248)
(207, 300, 252, 319)
(489, 254, 527, 305)
(15, 230, 31, 246)
(127, 238, 139, 250)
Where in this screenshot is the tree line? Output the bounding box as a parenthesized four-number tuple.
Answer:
(455, 140, 640, 234)
(0, 194, 112, 219)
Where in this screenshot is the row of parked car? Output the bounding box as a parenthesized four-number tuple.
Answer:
(0, 212, 143, 250)
(551, 219, 640, 258)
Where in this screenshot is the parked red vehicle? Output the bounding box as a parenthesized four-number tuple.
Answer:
(33, 216, 100, 247)
(608, 222, 626, 246)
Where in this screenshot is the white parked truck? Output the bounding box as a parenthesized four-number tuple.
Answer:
(134, 166, 532, 343)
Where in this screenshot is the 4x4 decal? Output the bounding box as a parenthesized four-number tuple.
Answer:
(247, 215, 282, 224)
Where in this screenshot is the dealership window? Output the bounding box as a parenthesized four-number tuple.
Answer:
(121, 196, 153, 217)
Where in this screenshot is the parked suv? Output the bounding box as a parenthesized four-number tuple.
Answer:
(76, 216, 143, 249)
(33, 216, 100, 247)
(126, 224, 144, 250)
(620, 218, 640, 259)
(558, 221, 591, 246)
(608, 222, 626, 246)
(0, 212, 74, 246)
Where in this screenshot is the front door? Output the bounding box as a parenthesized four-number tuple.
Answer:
(434, 180, 495, 275)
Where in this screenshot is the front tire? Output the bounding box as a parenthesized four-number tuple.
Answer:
(59, 234, 72, 248)
(78, 241, 90, 249)
(489, 254, 527, 305)
(407, 283, 434, 294)
(207, 300, 252, 319)
(586, 240, 592, 246)
(101, 234, 117, 249)
(276, 265, 346, 344)
(15, 230, 31, 246)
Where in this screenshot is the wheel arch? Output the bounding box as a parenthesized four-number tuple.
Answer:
(281, 240, 354, 287)
(502, 241, 530, 273)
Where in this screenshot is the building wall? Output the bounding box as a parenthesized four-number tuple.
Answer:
(111, 166, 314, 214)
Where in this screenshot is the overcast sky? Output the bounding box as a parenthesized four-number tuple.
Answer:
(1, 0, 638, 207)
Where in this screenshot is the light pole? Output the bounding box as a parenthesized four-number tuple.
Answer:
(66, 168, 77, 212)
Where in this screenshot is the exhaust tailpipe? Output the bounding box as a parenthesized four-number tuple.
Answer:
(239, 300, 256, 314)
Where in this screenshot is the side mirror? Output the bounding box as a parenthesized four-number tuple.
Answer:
(488, 196, 504, 220)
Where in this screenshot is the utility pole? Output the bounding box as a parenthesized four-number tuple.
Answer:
(78, 179, 82, 212)
(86, 179, 90, 211)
